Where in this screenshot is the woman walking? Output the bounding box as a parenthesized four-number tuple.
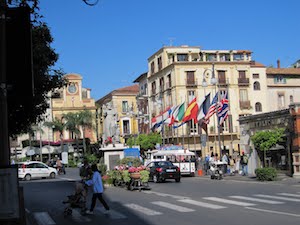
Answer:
(85, 164, 110, 214)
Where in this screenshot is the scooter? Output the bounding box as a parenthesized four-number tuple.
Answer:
(209, 162, 224, 180)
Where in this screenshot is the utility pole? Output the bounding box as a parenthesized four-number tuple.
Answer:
(0, 0, 10, 167)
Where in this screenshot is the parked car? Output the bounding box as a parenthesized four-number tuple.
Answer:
(146, 161, 181, 183)
(17, 161, 57, 181)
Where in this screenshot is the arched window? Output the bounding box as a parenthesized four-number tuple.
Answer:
(253, 81, 260, 90)
(255, 102, 262, 112)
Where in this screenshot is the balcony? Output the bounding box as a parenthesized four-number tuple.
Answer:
(218, 78, 228, 86)
(238, 78, 250, 86)
(185, 79, 198, 87)
(165, 81, 172, 90)
(239, 100, 251, 110)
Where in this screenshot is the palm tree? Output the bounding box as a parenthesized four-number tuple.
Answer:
(77, 109, 94, 154)
(44, 117, 65, 154)
(63, 112, 81, 154)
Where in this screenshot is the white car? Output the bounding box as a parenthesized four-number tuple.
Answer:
(17, 161, 58, 181)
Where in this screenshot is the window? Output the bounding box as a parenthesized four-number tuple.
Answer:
(151, 81, 156, 95)
(188, 90, 195, 102)
(290, 95, 294, 103)
(190, 121, 198, 134)
(233, 53, 244, 61)
(239, 89, 248, 101)
(253, 73, 259, 79)
(151, 61, 155, 74)
(166, 74, 171, 88)
(159, 77, 164, 92)
(123, 120, 130, 134)
(122, 101, 129, 113)
(253, 81, 260, 90)
(274, 75, 286, 84)
(219, 54, 230, 61)
(157, 56, 162, 70)
(218, 71, 226, 83)
(177, 54, 188, 61)
(207, 54, 217, 61)
(255, 102, 262, 112)
(238, 71, 246, 79)
(278, 93, 285, 109)
(186, 71, 195, 85)
(82, 90, 87, 99)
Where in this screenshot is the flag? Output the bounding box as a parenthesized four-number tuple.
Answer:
(205, 92, 219, 121)
(182, 97, 199, 123)
(151, 106, 172, 131)
(197, 93, 211, 121)
(218, 92, 229, 125)
(168, 102, 185, 126)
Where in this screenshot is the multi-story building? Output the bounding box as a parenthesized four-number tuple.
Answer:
(134, 72, 150, 134)
(96, 84, 139, 144)
(266, 64, 300, 110)
(51, 73, 97, 143)
(144, 45, 268, 157)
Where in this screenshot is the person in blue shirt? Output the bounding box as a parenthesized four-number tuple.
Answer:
(85, 164, 110, 214)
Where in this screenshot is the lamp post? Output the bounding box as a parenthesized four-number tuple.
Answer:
(202, 64, 222, 158)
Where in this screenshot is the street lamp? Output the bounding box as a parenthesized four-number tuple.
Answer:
(202, 64, 222, 159)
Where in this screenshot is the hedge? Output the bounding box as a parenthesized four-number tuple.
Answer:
(255, 167, 277, 181)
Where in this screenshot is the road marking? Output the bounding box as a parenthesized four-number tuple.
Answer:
(246, 207, 300, 218)
(229, 196, 284, 204)
(203, 197, 256, 207)
(123, 203, 162, 216)
(277, 193, 300, 198)
(33, 212, 56, 225)
(254, 194, 300, 202)
(178, 199, 226, 209)
(151, 201, 195, 212)
(95, 207, 127, 219)
(71, 209, 91, 223)
(144, 191, 189, 200)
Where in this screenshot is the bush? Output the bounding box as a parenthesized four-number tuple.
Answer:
(255, 167, 277, 181)
(68, 160, 77, 167)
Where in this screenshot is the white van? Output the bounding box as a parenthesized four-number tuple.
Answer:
(145, 149, 196, 176)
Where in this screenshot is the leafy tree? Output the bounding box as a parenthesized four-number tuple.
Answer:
(251, 128, 285, 167)
(127, 133, 162, 158)
(63, 112, 81, 154)
(7, 1, 66, 136)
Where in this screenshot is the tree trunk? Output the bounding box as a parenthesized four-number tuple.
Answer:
(82, 127, 86, 155)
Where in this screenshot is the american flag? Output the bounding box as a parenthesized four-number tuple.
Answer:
(205, 92, 219, 121)
(218, 92, 229, 125)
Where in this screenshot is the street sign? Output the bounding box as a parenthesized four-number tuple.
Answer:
(61, 152, 68, 164)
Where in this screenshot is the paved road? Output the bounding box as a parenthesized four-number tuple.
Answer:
(22, 168, 300, 225)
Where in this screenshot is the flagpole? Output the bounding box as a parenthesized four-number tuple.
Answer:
(211, 64, 222, 159)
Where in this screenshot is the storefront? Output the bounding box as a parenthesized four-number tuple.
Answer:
(239, 108, 295, 176)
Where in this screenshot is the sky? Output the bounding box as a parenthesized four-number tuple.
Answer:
(38, 0, 300, 100)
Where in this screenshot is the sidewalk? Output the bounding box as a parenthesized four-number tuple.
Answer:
(195, 170, 300, 185)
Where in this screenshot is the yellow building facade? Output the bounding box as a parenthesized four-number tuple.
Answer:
(96, 85, 139, 145)
(51, 73, 97, 143)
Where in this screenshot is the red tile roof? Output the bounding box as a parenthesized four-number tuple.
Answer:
(266, 68, 300, 75)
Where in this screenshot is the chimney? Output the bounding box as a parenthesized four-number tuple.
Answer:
(277, 59, 280, 68)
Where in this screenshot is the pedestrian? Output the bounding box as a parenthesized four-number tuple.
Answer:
(56, 157, 62, 174)
(85, 164, 110, 215)
(221, 152, 228, 175)
(80, 159, 91, 179)
(240, 152, 248, 176)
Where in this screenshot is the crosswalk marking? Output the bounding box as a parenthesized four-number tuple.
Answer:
(33, 212, 56, 225)
(203, 197, 256, 207)
(123, 203, 162, 216)
(246, 207, 300, 218)
(254, 194, 300, 202)
(277, 193, 300, 198)
(145, 191, 188, 200)
(71, 209, 92, 223)
(95, 207, 127, 219)
(229, 196, 284, 204)
(151, 201, 195, 212)
(178, 199, 226, 209)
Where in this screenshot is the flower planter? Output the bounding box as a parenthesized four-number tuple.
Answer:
(130, 172, 141, 179)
